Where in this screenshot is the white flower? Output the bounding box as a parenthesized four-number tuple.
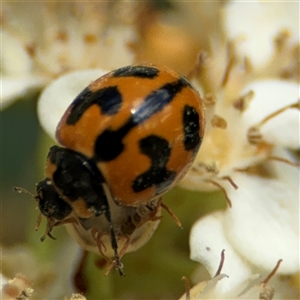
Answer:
(181, 2, 299, 298)
(182, 55, 299, 300)
(189, 195, 299, 299)
(1, 273, 34, 300)
(68, 294, 87, 300)
(187, 153, 298, 298)
(3, 2, 299, 298)
(1, 2, 135, 110)
(222, 1, 299, 70)
(180, 78, 299, 193)
(0, 243, 80, 299)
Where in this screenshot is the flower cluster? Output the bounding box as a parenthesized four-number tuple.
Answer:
(179, 2, 299, 298)
(1, 1, 299, 299)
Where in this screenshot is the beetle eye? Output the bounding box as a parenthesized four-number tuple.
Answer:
(36, 178, 72, 220)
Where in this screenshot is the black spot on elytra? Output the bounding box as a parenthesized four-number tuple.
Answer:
(183, 105, 201, 151)
(94, 79, 187, 162)
(66, 86, 122, 125)
(113, 65, 160, 78)
(132, 135, 176, 193)
(93, 129, 125, 162)
(131, 79, 187, 124)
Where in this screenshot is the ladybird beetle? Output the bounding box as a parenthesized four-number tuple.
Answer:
(34, 65, 205, 275)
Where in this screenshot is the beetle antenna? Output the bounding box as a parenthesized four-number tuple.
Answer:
(13, 186, 35, 198)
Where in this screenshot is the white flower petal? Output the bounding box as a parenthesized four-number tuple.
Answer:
(260, 107, 299, 148)
(1, 77, 48, 110)
(223, 2, 299, 68)
(190, 212, 252, 294)
(37, 69, 107, 139)
(2, 3, 135, 77)
(0, 273, 8, 290)
(242, 80, 300, 148)
(269, 147, 299, 190)
(179, 273, 228, 300)
(199, 274, 229, 298)
(1, 31, 32, 75)
(242, 80, 299, 124)
(224, 173, 299, 274)
(98, 26, 135, 70)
